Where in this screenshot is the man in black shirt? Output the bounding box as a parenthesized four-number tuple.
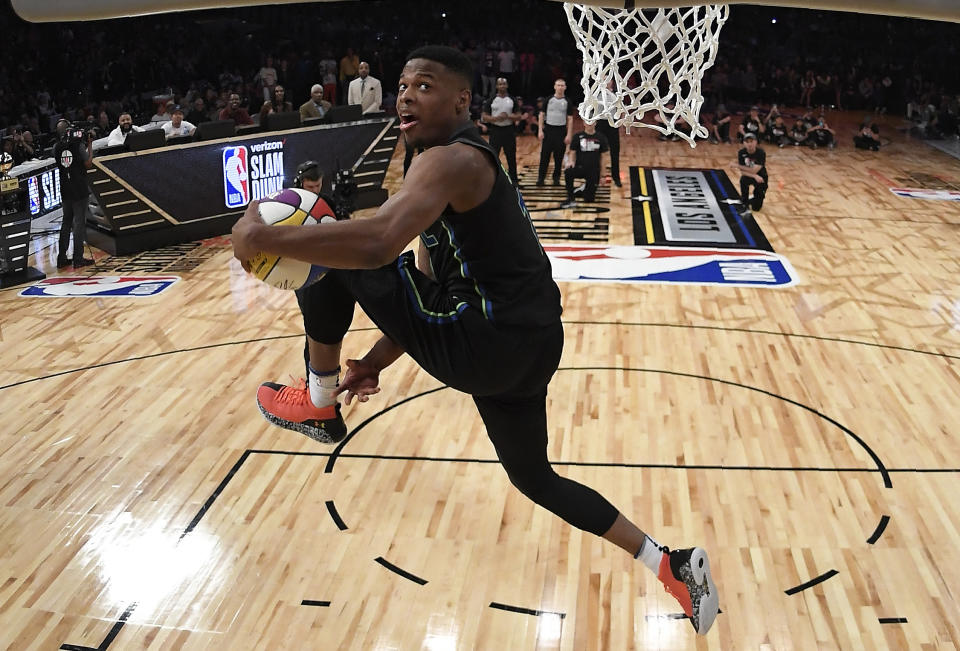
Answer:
(807, 114, 836, 149)
(232, 45, 719, 637)
(854, 116, 881, 151)
(790, 117, 810, 147)
(767, 115, 790, 148)
(707, 104, 732, 144)
(561, 121, 608, 207)
(53, 119, 95, 268)
(737, 132, 768, 212)
(738, 105, 765, 143)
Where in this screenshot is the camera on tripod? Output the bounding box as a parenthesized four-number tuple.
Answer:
(330, 167, 358, 220)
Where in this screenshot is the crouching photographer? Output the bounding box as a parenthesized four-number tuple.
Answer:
(53, 119, 95, 268)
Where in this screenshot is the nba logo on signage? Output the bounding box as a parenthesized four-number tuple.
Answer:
(27, 176, 41, 215)
(223, 146, 250, 208)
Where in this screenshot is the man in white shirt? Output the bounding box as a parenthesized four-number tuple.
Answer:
(161, 106, 196, 139)
(106, 113, 143, 147)
(347, 62, 382, 115)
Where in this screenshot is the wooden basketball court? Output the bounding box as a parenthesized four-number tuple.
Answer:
(2, 110, 959, 650)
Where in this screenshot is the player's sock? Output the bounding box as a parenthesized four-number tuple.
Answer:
(308, 364, 339, 408)
(635, 534, 667, 574)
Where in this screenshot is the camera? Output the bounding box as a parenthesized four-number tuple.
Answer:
(330, 167, 358, 220)
(60, 121, 94, 145)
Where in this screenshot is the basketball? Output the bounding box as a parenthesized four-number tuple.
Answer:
(247, 188, 335, 290)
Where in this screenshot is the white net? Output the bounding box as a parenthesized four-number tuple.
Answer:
(563, 2, 729, 146)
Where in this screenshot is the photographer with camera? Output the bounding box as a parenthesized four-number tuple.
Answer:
(53, 118, 95, 268)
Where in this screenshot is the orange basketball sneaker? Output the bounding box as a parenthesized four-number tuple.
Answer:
(657, 547, 719, 635)
(256, 379, 347, 444)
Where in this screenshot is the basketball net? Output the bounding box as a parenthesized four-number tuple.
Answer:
(563, 3, 729, 146)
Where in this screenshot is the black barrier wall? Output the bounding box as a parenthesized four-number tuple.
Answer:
(86, 118, 398, 255)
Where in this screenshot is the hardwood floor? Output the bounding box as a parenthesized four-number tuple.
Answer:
(1, 108, 959, 650)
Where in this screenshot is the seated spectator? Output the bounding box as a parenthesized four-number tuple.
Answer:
(106, 112, 144, 146)
(766, 114, 790, 148)
(299, 84, 332, 121)
(807, 113, 836, 148)
(219, 93, 253, 125)
(161, 106, 196, 138)
(185, 98, 208, 126)
(271, 86, 293, 113)
(707, 104, 732, 144)
(96, 111, 111, 138)
(10, 129, 36, 165)
(790, 117, 811, 147)
(853, 116, 881, 151)
(151, 100, 175, 124)
(257, 100, 274, 125)
(738, 105, 765, 143)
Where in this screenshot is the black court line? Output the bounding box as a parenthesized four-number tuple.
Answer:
(879, 617, 908, 624)
(568, 366, 893, 489)
(323, 386, 448, 473)
(325, 500, 348, 530)
(374, 557, 428, 585)
(784, 569, 839, 595)
(181, 451, 251, 539)
(60, 602, 137, 651)
(301, 600, 331, 607)
(867, 515, 891, 544)
(489, 602, 566, 618)
(323, 366, 893, 490)
(561, 320, 960, 363)
(249, 449, 960, 474)
(0, 327, 377, 392)
(5, 321, 955, 395)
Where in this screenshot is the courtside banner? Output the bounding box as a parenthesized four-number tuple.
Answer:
(19, 276, 180, 298)
(630, 167, 774, 251)
(546, 245, 798, 288)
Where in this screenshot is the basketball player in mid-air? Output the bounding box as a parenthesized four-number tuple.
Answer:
(231, 46, 719, 635)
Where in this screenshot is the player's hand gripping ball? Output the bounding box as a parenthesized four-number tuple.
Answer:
(247, 189, 334, 290)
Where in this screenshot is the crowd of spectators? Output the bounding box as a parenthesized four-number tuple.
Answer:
(1, 0, 958, 163)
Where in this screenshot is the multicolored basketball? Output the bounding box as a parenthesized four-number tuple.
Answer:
(247, 188, 335, 290)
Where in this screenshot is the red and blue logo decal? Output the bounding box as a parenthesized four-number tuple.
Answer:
(20, 276, 180, 298)
(546, 245, 798, 288)
(223, 146, 250, 208)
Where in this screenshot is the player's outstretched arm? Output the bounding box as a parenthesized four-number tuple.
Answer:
(232, 142, 494, 270)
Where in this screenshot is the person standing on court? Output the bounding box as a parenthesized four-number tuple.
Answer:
(537, 78, 574, 186)
(232, 45, 719, 637)
(53, 119, 95, 268)
(481, 77, 521, 185)
(595, 80, 622, 187)
(348, 62, 383, 115)
(561, 119, 608, 207)
(737, 132, 768, 212)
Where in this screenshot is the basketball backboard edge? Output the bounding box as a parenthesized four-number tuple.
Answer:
(11, 0, 960, 22)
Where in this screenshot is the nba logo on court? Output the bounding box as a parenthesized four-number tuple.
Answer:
(223, 146, 250, 208)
